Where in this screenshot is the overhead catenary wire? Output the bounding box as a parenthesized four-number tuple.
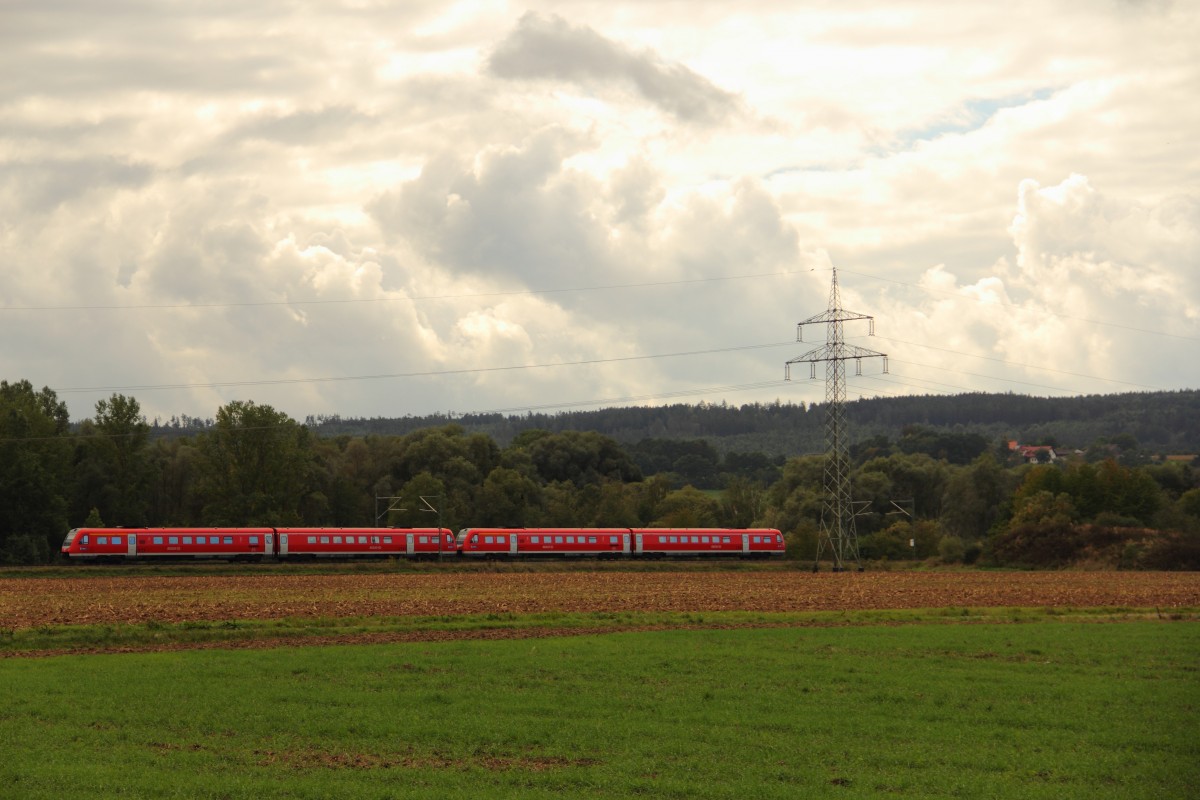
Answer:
(5, 266, 1190, 432)
(4, 265, 1194, 346)
(55, 341, 799, 394)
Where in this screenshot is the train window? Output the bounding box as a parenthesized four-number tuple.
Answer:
(752, 536, 761, 543)
(668, 536, 676, 544)
(371, 536, 380, 544)
(484, 536, 493, 544)
(320, 536, 330, 544)
(566, 536, 574, 544)
(249, 536, 259, 545)
(113, 536, 122, 545)
(701, 536, 709, 544)
(98, 536, 107, 545)
(531, 536, 539, 544)
(223, 536, 233, 544)
(182, 536, 192, 545)
(333, 536, 342, 544)
(588, 536, 597, 544)
(723, 536, 731, 544)
(610, 536, 618, 545)
(419, 535, 428, 544)
(82, 535, 90, 544)
(554, 536, 563, 544)
(306, 536, 315, 544)
(355, 536, 364, 544)
(169, 537, 179, 545)
(384, 536, 392, 544)
(196, 536, 205, 545)
(154, 536, 164, 545)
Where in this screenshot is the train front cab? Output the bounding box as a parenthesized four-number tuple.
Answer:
(457, 528, 519, 558)
(61, 528, 136, 561)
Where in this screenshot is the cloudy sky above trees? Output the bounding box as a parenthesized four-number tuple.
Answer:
(2, 0, 1197, 424)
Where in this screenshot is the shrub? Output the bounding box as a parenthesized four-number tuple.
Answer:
(938, 535, 965, 564)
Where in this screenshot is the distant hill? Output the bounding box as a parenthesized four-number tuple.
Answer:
(290, 390, 1200, 457)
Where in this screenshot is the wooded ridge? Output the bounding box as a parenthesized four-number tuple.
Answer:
(270, 389, 1200, 455)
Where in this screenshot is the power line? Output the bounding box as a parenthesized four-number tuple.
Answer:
(6, 264, 1193, 352)
(57, 341, 798, 394)
(464, 379, 796, 416)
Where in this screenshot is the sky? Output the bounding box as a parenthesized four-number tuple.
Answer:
(2, 0, 1198, 425)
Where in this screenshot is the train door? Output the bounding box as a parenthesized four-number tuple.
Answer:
(741, 534, 750, 554)
(634, 533, 643, 555)
(128, 535, 137, 558)
(510, 535, 518, 556)
(279, 534, 289, 556)
(406, 534, 415, 555)
(264, 533, 273, 556)
(622, 533, 631, 555)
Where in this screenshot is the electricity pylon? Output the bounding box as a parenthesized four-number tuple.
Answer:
(786, 267, 887, 572)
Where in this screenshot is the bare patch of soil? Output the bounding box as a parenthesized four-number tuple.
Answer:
(2, 570, 1196, 657)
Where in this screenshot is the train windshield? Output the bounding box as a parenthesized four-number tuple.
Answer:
(456, 528, 470, 546)
(61, 528, 79, 548)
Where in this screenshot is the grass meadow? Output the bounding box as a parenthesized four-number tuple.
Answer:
(2, 619, 1197, 799)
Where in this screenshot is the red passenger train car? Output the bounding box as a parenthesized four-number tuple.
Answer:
(60, 527, 454, 561)
(456, 527, 785, 558)
(60, 527, 276, 561)
(458, 528, 632, 557)
(633, 528, 784, 557)
(275, 528, 455, 559)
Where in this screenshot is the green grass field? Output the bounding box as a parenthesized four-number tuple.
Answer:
(2, 620, 1196, 799)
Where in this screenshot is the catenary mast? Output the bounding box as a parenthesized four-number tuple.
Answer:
(786, 267, 887, 571)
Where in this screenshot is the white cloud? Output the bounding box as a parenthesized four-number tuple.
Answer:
(0, 1, 1196, 423)
(872, 175, 1200, 398)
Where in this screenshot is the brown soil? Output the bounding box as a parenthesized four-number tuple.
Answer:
(3, 569, 1197, 631)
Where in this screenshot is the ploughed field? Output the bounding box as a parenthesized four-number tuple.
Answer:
(4, 570, 1198, 630)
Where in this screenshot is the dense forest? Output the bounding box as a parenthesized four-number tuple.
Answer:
(2, 379, 1198, 568)
(245, 390, 1199, 456)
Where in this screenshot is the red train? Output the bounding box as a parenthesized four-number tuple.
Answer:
(457, 528, 785, 558)
(60, 526, 784, 561)
(60, 527, 455, 561)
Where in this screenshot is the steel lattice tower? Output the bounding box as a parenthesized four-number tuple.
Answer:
(786, 267, 887, 572)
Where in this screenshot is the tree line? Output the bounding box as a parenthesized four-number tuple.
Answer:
(2, 379, 1198, 568)
(276, 390, 1200, 455)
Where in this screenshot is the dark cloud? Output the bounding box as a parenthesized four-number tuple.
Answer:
(488, 13, 741, 125)
(0, 157, 154, 213)
(226, 105, 376, 146)
(607, 157, 666, 229)
(369, 127, 620, 287)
